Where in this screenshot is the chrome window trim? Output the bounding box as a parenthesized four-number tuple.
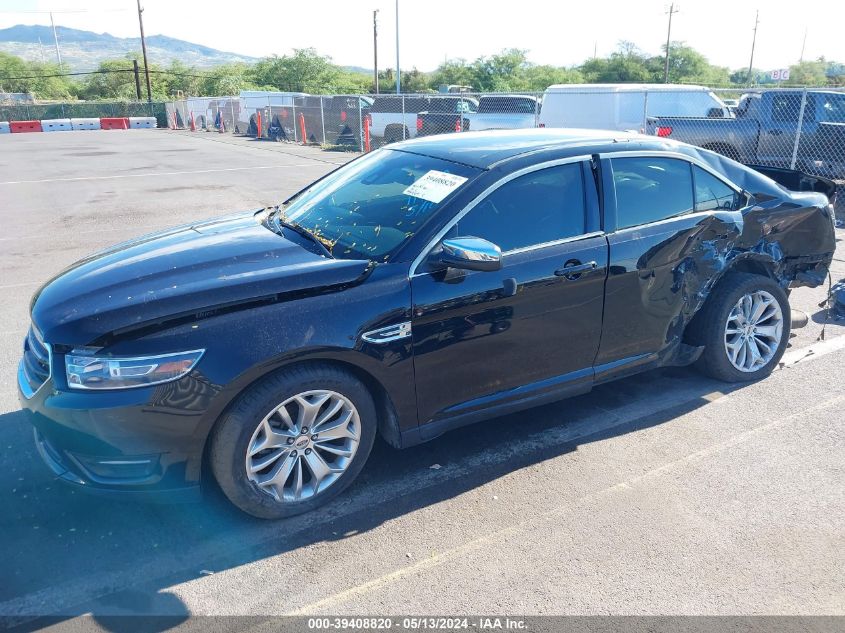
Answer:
(409, 154, 593, 278)
(601, 150, 746, 233)
(600, 150, 744, 195)
(504, 231, 606, 256)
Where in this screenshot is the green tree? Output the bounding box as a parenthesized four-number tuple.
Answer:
(163, 59, 202, 97)
(651, 42, 730, 85)
(0, 52, 75, 99)
(428, 59, 473, 90)
(200, 63, 258, 95)
(580, 42, 656, 83)
(252, 49, 353, 93)
(788, 59, 827, 86)
(470, 48, 531, 91)
(522, 65, 583, 90)
(79, 55, 169, 100)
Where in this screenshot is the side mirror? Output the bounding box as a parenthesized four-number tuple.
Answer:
(707, 107, 726, 118)
(434, 237, 502, 272)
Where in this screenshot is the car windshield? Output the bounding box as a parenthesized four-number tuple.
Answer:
(279, 149, 480, 262)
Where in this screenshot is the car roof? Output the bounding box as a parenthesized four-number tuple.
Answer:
(391, 128, 645, 168)
(388, 128, 782, 197)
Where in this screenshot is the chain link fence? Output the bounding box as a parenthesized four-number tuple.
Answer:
(0, 101, 167, 127)
(166, 87, 842, 174)
(169, 86, 844, 209)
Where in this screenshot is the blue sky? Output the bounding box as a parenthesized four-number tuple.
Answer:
(1, 0, 842, 72)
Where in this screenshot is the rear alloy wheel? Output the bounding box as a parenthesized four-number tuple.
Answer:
(723, 290, 784, 373)
(692, 273, 791, 382)
(210, 365, 376, 519)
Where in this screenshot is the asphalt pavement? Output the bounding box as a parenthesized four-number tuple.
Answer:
(0, 130, 843, 624)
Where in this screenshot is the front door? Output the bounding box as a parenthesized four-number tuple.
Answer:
(410, 161, 608, 427)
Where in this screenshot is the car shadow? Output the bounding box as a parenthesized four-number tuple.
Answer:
(1, 365, 743, 629)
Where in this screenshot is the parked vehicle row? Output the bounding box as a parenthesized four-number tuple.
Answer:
(231, 86, 844, 186)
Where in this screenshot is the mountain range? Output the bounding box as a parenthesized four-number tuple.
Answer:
(0, 24, 258, 70)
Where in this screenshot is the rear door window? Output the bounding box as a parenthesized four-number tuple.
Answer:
(612, 157, 694, 229)
(693, 166, 741, 211)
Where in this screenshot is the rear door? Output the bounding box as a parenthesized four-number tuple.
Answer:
(595, 154, 744, 379)
(410, 159, 607, 428)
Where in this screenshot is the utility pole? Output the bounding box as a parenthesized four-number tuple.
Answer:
(395, 0, 401, 94)
(799, 27, 807, 62)
(373, 10, 379, 94)
(746, 9, 760, 86)
(133, 59, 143, 100)
(663, 3, 679, 83)
(136, 0, 153, 103)
(49, 12, 62, 67)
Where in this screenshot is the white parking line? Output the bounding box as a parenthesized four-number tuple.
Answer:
(0, 163, 327, 186)
(780, 333, 845, 368)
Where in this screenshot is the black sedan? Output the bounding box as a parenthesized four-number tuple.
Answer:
(18, 129, 836, 519)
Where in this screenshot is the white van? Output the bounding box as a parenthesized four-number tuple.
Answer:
(538, 84, 730, 132)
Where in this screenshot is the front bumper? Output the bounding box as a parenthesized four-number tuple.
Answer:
(17, 359, 213, 501)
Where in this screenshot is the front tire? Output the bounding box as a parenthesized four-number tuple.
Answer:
(210, 364, 377, 519)
(692, 273, 791, 382)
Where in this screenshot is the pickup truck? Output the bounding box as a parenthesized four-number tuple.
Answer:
(414, 96, 479, 137)
(416, 95, 539, 137)
(369, 95, 433, 143)
(646, 90, 845, 179)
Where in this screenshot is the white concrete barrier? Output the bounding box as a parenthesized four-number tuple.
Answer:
(41, 118, 73, 132)
(128, 117, 157, 129)
(0, 121, 10, 134)
(71, 118, 101, 131)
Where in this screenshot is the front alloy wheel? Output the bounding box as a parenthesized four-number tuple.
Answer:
(246, 390, 361, 502)
(210, 364, 377, 519)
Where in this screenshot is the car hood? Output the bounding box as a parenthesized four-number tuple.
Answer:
(31, 211, 372, 346)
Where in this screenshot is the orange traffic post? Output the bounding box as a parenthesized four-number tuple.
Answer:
(256, 111, 262, 139)
(364, 115, 371, 152)
(455, 118, 461, 133)
(299, 112, 307, 145)
(190, 111, 196, 132)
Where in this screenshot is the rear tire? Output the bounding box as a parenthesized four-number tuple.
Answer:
(691, 273, 790, 382)
(210, 364, 377, 519)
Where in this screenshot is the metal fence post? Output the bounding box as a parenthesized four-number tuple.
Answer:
(642, 89, 649, 134)
(790, 88, 808, 170)
(534, 91, 540, 128)
(401, 94, 406, 140)
(320, 96, 326, 145)
(292, 99, 298, 143)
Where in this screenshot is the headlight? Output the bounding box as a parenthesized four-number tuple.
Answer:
(65, 349, 204, 390)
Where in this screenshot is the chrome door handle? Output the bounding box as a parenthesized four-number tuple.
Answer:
(555, 260, 598, 278)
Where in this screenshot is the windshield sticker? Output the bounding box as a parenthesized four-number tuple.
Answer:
(403, 171, 468, 203)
